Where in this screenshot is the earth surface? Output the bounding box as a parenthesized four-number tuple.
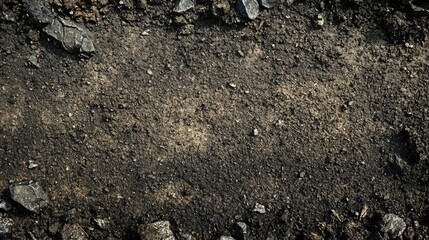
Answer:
(1, 0, 429, 239)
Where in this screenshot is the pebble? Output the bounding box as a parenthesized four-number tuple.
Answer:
(315, 14, 324, 27)
(237, 0, 259, 20)
(380, 214, 406, 239)
(0, 216, 13, 237)
(0, 199, 13, 211)
(9, 181, 49, 213)
(27, 55, 40, 68)
(147, 69, 153, 75)
(258, 0, 276, 8)
(61, 223, 88, 240)
(28, 160, 39, 169)
(173, 0, 195, 13)
(138, 221, 176, 240)
(228, 82, 237, 88)
(218, 236, 236, 240)
(94, 218, 109, 229)
(233, 222, 247, 240)
(252, 128, 259, 136)
(253, 203, 266, 214)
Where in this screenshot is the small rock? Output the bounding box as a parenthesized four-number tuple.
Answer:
(62, 223, 88, 240)
(380, 214, 406, 239)
(141, 29, 151, 36)
(27, 55, 40, 68)
(43, 17, 95, 56)
(237, 0, 259, 20)
(28, 160, 39, 169)
(138, 221, 176, 240)
(315, 14, 324, 27)
(0, 199, 13, 211)
(253, 203, 266, 214)
(218, 236, 235, 240)
(233, 222, 247, 240)
(212, 0, 230, 17)
(23, 0, 54, 24)
(258, 0, 276, 8)
(228, 82, 237, 88)
(251, 128, 259, 136)
(147, 69, 153, 75)
(9, 181, 48, 213)
(173, 0, 195, 13)
(179, 233, 196, 240)
(94, 218, 109, 229)
(299, 172, 306, 178)
(390, 154, 410, 173)
(0, 216, 13, 237)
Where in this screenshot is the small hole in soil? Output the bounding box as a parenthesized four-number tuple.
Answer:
(391, 129, 420, 166)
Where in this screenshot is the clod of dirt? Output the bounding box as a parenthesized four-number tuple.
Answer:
(43, 17, 95, 57)
(23, 0, 54, 24)
(258, 0, 276, 8)
(380, 214, 406, 239)
(236, 0, 259, 20)
(61, 223, 88, 240)
(9, 181, 49, 213)
(138, 221, 176, 240)
(174, 0, 195, 13)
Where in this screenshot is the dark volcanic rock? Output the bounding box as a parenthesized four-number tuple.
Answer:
(43, 17, 95, 56)
(9, 181, 48, 213)
(23, 0, 54, 24)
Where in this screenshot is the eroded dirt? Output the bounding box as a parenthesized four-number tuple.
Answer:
(1, 0, 429, 239)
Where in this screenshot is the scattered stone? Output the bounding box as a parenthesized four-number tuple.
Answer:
(61, 223, 88, 240)
(147, 69, 153, 75)
(43, 17, 95, 56)
(228, 82, 237, 88)
(258, 0, 276, 8)
(141, 29, 151, 36)
(27, 55, 40, 68)
(315, 13, 324, 27)
(94, 218, 109, 229)
(23, 0, 54, 24)
(9, 181, 49, 213)
(0, 216, 13, 237)
(237, 0, 259, 20)
(233, 222, 247, 240)
(138, 221, 176, 240)
(380, 214, 406, 239)
(173, 0, 195, 13)
(28, 160, 39, 169)
(253, 203, 266, 214)
(251, 128, 259, 136)
(0, 199, 13, 211)
(299, 172, 306, 178)
(218, 236, 235, 240)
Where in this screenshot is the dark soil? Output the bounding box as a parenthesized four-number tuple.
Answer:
(1, 0, 429, 239)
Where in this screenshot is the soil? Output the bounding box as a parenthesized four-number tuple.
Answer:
(1, 0, 429, 239)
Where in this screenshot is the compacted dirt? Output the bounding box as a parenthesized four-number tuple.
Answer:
(1, 0, 429, 239)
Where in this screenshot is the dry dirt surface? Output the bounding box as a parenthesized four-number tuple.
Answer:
(1, 0, 429, 239)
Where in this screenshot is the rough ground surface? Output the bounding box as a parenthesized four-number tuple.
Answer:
(1, 0, 429, 239)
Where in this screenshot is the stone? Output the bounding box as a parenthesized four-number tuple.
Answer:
(0, 199, 12, 211)
(43, 17, 95, 56)
(252, 128, 259, 136)
(94, 218, 109, 229)
(9, 181, 48, 213)
(23, 0, 54, 24)
(0, 216, 13, 237)
(218, 237, 235, 240)
(380, 214, 406, 239)
(233, 222, 247, 240)
(258, 0, 276, 8)
(27, 55, 40, 68)
(212, 0, 230, 17)
(138, 221, 175, 240)
(61, 223, 88, 240)
(315, 14, 324, 27)
(173, 0, 195, 13)
(237, 0, 259, 20)
(253, 203, 266, 213)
